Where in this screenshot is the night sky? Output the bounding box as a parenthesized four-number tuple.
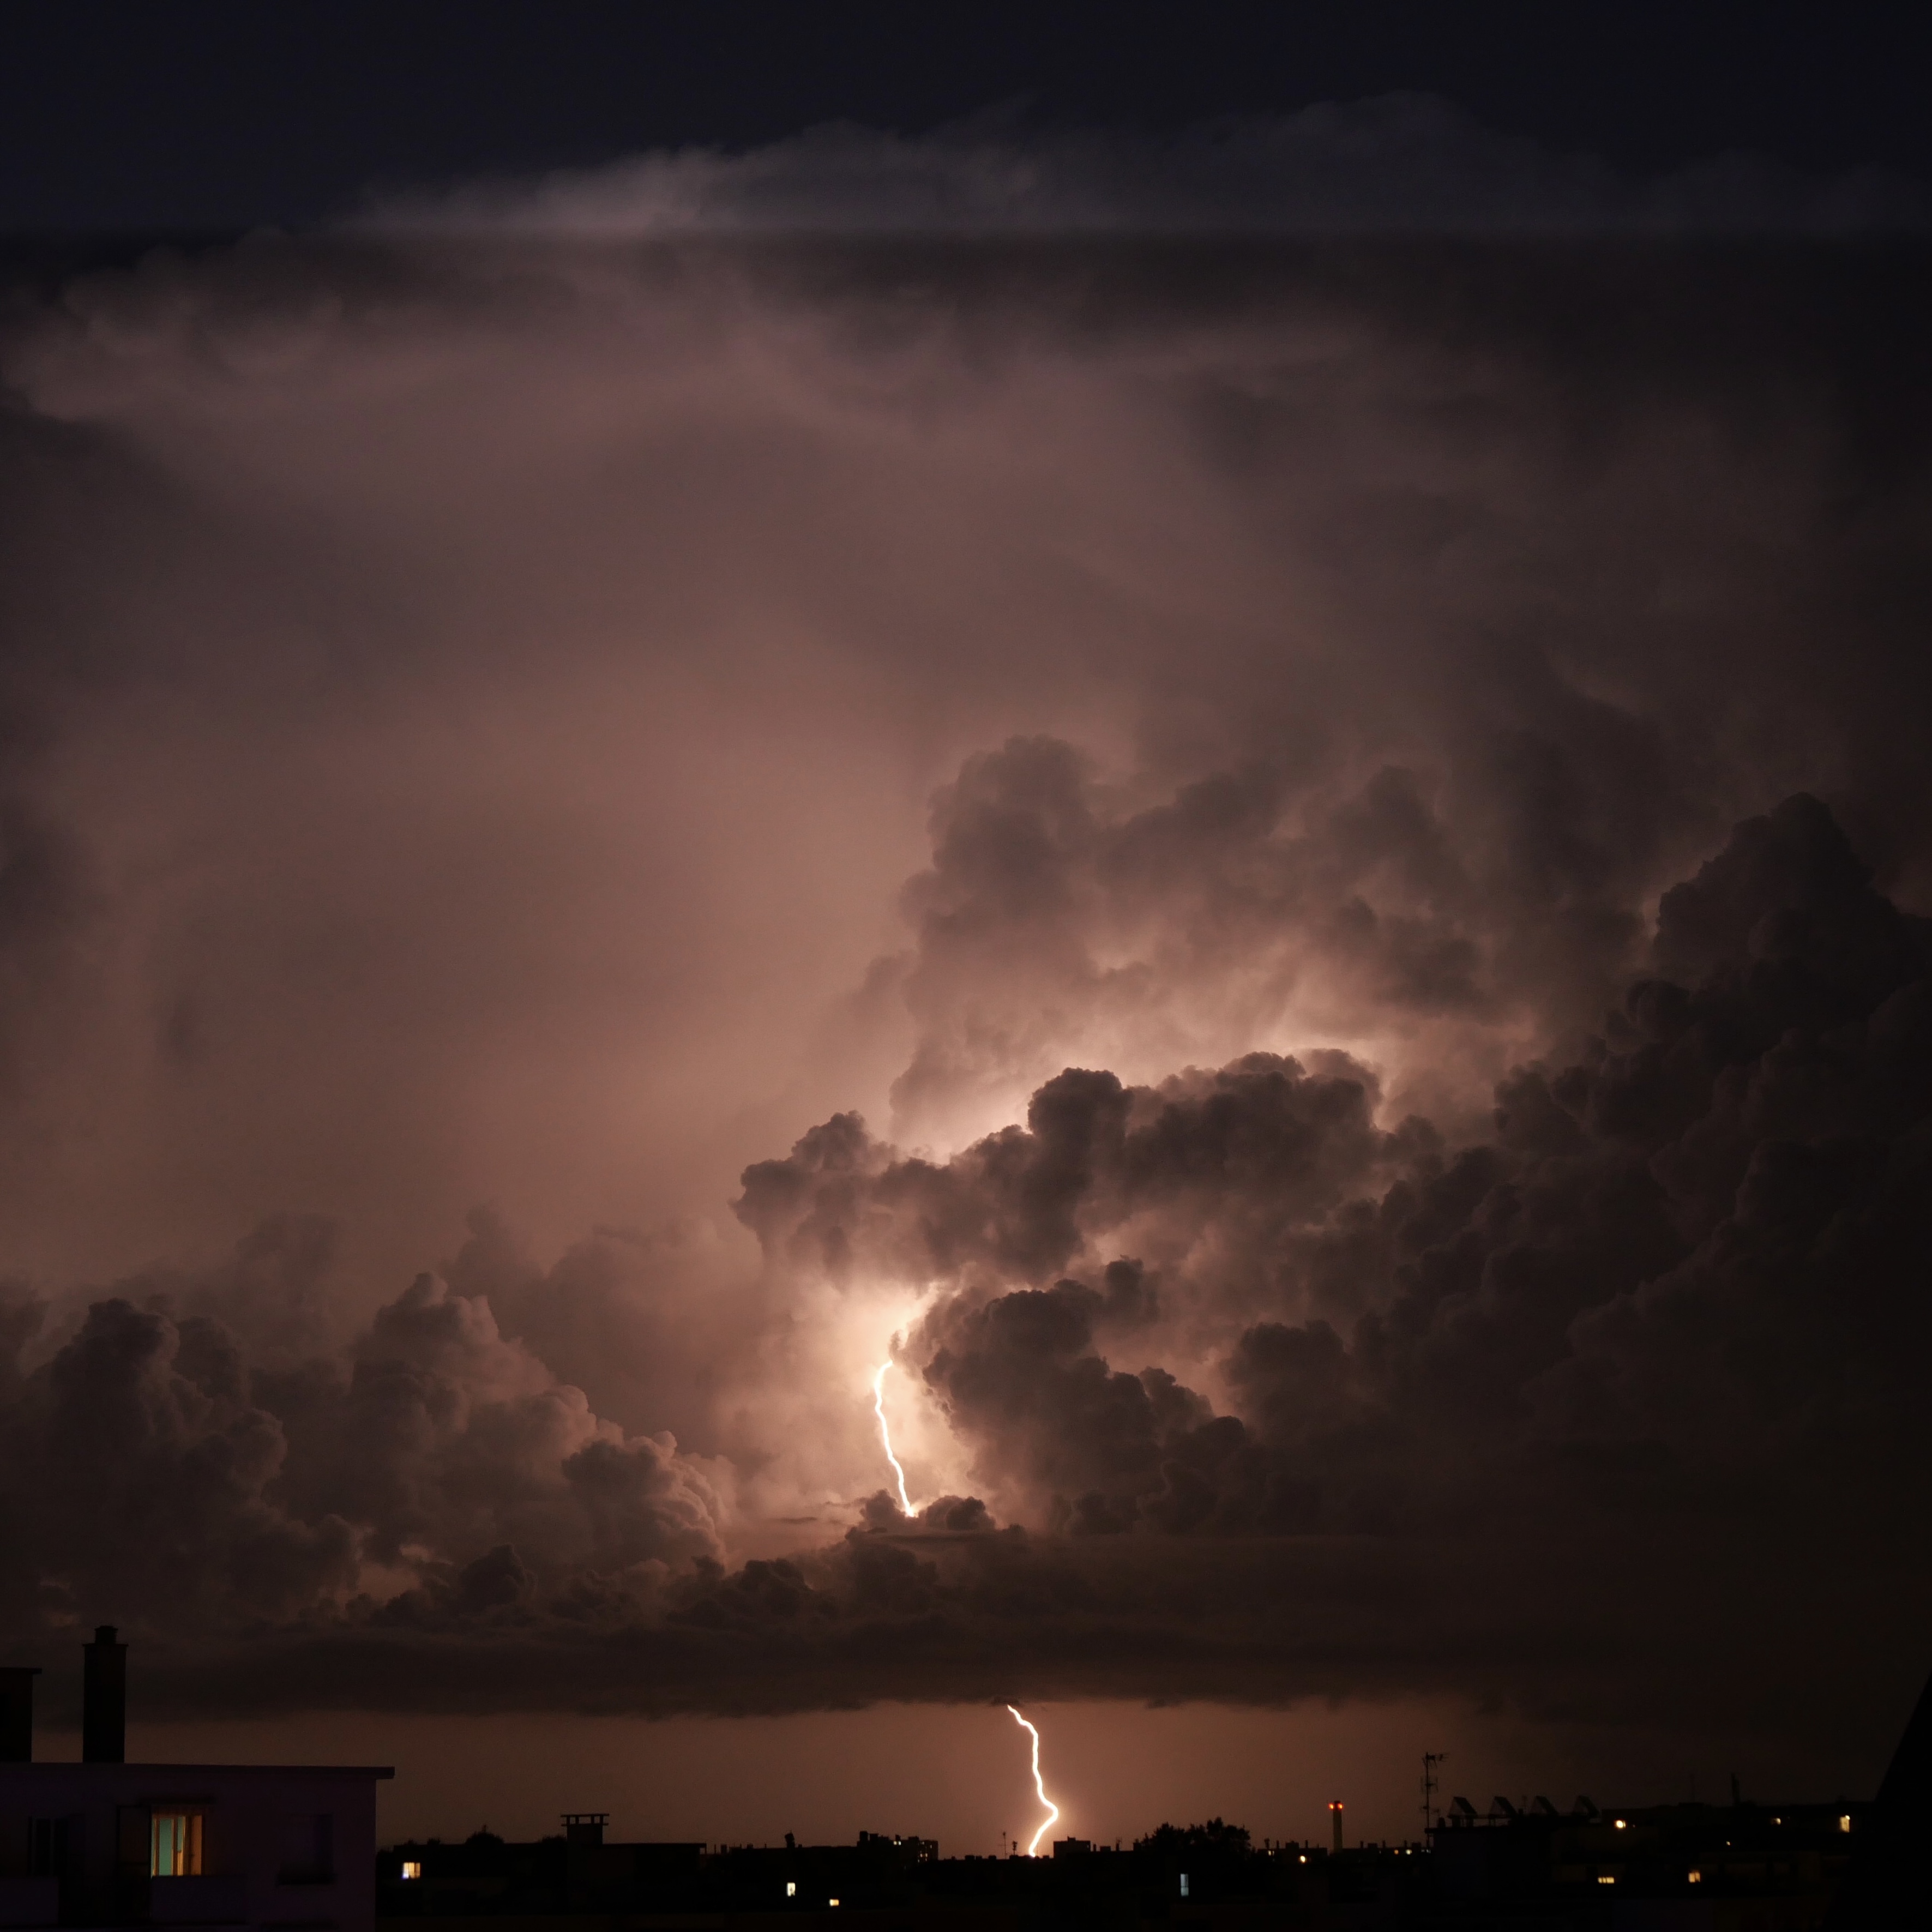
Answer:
(3, 2, 1931, 1853)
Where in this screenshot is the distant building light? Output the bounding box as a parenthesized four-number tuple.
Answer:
(1179, 1874, 1190, 1897)
(828, 1899, 840, 1909)
(785, 1882, 796, 1898)
(1298, 1855, 1307, 1864)
(1614, 1820, 1626, 1830)
(1839, 1815, 1853, 1834)
(401, 1862, 423, 1882)
(1598, 1875, 1616, 1885)
(1688, 1870, 1702, 1884)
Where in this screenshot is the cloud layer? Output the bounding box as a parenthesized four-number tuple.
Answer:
(0, 202, 1929, 1775)
(374, 99, 1929, 236)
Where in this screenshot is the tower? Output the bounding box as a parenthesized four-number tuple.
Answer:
(1421, 1752, 1446, 1833)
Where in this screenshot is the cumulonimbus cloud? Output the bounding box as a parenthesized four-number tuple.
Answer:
(4, 791, 1926, 1767)
(0, 176, 1928, 1772)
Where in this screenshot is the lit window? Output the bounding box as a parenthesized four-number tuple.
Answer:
(1179, 1874, 1190, 1897)
(151, 1813, 203, 1879)
(828, 1898, 840, 1908)
(1688, 1870, 1701, 1884)
(401, 1862, 422, 1881)
(1839, 1815, 1852, 1833)
(786, 1882, 796, 1898)
(1614, 1820, 1626, 1830)
(1597, 1875, 1616, 1885)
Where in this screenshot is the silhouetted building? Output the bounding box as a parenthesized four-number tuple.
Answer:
(377, 1816, 1431, 1924)
(353, 1656, 1932, 1928)
(1827, 1662, 1932, 1928)
(0, 1630, 391, 1932)
(374, 1794, 1891, 1929)
(0, 1671, 38, 1767)
(380, 1823, 707, 1916)
(1430, 1789, 1861, 1922)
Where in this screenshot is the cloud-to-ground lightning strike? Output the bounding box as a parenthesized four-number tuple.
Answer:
(1006, 1705, 1061, 1856)
(872, 1361, 916, 1515)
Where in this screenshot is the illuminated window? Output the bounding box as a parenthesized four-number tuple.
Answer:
(1688, 1870, 1702, 1884)
(151, 1813, 203, 1879)
(401, 1862, 423, 1881)
(828, 1898, 840, 1908)
(1839, 1815, 1852, 1833)
(785, 1882, 796, 1898)
(1179, 1874, 1190, 1897)
(1614, 1820, 1626, 1830)
(1597, 1875, 1616, 1885)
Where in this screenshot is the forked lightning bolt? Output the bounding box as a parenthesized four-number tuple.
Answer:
(1006, 1705, 1060, 1856)
(872, 1361, 916, 1515)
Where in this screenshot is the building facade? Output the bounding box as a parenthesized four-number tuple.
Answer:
(0, 1630, 390, 1932)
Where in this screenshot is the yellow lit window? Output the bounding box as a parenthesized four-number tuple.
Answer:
(1597, 1874, 1616, 1885)
(401, 1861, 423, 1881)
(1839, 1815, 1852, 1833)
(1688, 1870, 1702, 1884)
(785, 1882, 796, 1898)
(151, 1813, 203, 1879)
(828, 1898, 840, 1908)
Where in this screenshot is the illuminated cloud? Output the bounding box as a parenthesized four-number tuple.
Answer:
(0, 172, 1927, 1785)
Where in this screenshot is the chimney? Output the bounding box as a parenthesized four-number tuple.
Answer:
(0, 1668, 39, 1762)
(82, 1627, 126, 1764)
(1329, 1802, 1344, 1855)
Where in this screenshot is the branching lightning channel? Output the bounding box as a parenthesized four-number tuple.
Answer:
(872, 1361, 916, 1515)
(1006, 1705, 1060, 1856)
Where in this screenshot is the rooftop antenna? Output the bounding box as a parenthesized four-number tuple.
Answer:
(1421, 1752, 1446, 1834)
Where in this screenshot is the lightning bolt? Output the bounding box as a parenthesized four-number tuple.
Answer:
(872, 1361, 915, 1515)
(1006, 1705, 1060, 1856)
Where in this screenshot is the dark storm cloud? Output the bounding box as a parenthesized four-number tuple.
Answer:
(0, 159, 1929, 1774)
(0, 1256, 724, 1644)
